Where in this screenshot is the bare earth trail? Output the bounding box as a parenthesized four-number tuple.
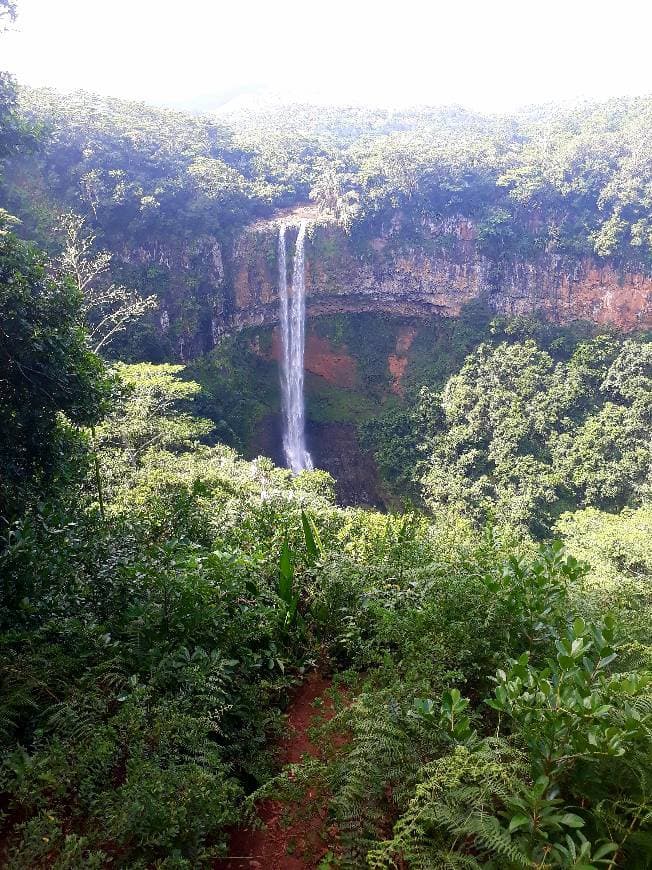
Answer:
(216, 672, 341, 870)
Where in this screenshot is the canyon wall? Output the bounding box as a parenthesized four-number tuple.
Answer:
(135, 210, 652, 359)
(225, 214, 652, 332)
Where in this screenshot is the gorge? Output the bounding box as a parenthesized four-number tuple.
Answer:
(145, 210, 652, 500)
(5, 86, 652, 504)
(3, 38, 652, 868)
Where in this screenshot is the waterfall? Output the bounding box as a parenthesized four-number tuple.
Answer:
(278, 220, 313, 473)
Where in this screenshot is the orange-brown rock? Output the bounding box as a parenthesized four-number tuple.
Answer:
(263, 329, 357, 388)
(222, 217, 652, 338)
(551, 265, 652, 330)
(121, 210, 652, 361)
(388, 326, 418, 395)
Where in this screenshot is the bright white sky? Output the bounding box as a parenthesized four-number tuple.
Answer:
(3, 0, 652, 113)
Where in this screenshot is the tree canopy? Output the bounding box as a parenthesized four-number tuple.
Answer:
(6, 87, 652, 267)
(0, 215, 109, 521)
(421, 335, 652, 532)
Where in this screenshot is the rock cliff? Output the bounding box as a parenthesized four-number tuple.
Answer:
(138, 210, 652, 360)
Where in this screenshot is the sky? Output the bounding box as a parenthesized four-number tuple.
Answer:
(3, 0, 652, 113)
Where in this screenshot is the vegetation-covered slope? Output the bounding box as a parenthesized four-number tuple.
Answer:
(3, 84, 652, 358)
(13, 84, 652, 263)
(2, 336, 652, 868)
(2, 24, 652, 867)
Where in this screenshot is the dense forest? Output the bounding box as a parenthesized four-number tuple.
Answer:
(2, 1, 652, 867)
(10, 80, 652, 262)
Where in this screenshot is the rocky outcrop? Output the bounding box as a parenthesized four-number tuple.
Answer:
(119, 234, 228, 359)
(220, 213, 652, 339)
(117, 210, 652, 361)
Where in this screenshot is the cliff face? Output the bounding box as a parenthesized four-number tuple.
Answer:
(222, 213, 652, 337)
(132, 211, 652, 360)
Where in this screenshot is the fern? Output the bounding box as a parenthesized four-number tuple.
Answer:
(325, 694, 444, 864)
(367, 742, 529, 869)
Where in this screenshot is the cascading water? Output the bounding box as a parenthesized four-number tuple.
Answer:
(278, 220, 313, 473)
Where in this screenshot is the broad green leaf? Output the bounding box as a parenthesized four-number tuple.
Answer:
(508, 814, 529, 832)
(301, 509, 323, 564)
(560, 813, 584, 828)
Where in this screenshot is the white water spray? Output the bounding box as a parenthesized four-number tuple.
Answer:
(278, 220, 313, 473)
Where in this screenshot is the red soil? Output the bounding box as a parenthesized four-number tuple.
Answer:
(216, 672, 340, 870)
(254, 329, 358, 389)
(302, 333, 358, 389)
(388, 325, 418, 395)
(270, 330, 358, 389)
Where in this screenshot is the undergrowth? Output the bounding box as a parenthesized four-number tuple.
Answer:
(1, 364, 650, 868)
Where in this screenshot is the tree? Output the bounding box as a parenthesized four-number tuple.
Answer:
(551, 340, 652, 508)
(91, 362, 214, 507)
(421, 337, 652, 532)
(309, 164, 360, 230)
(0, 2, 32, 170)
(0, 215, 110, 523)
(0, 70, 35, 170)
(56, 212, 157, 355)
(97, 362, 213, 458)
(421, 340, 561, 530)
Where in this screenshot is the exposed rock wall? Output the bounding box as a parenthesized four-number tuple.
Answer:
(119, 234, 228, 359)
(120, 212, 652, 360)
(222, 215, 652, 339)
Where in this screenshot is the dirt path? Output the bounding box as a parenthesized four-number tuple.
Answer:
(217, 672, 339, 870)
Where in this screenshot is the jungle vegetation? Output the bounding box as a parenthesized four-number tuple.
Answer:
(1, 15, 652, 868)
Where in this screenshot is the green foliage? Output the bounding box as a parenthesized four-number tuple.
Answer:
(310, 162, 361, 230)
(4, 65, 652, 870)
(99, 362, 213, 452)
(365, 742, 529, 869)
(301, 540, 652, 869)
(301, 509, 323, 565)
(421, 336, 651, 533)
(0, 440, 335, 864)
(0, 221, 110, 522)
(6, 84, 652, 366)
(488, 615, 648, 777)
(0, 66, 36, 174)
(278, 539, 300, 628)
(2, 341, 652, 867)
(479, 541, 587, 652)
(188, 334, 279, 451)
(556, 503, 652, 650)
